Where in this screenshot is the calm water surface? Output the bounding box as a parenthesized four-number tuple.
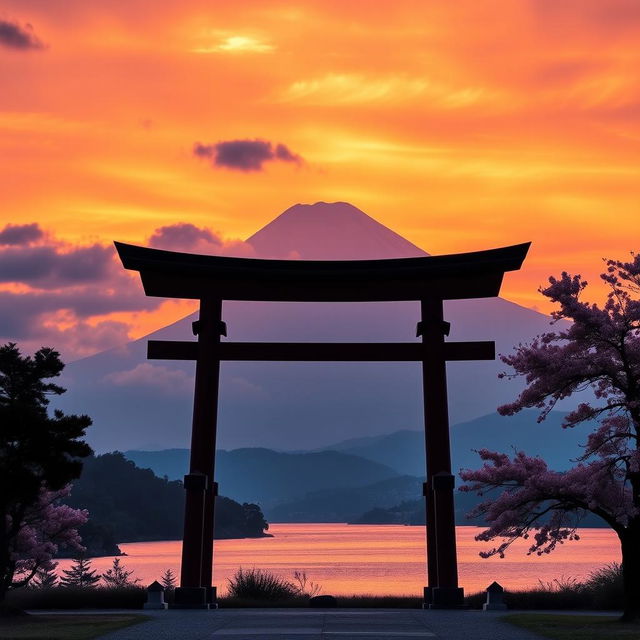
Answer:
(56, 524, 620, 595)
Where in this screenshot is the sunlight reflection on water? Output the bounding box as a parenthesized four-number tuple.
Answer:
(55, 524, 620, 595)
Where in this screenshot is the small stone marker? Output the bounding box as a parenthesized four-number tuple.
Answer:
(144, 580, 168, 610)
(309, 595, 338, 608)
(483, 581, 507, 611)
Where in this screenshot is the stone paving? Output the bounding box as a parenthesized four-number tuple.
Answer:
(95, 608, 546, 640)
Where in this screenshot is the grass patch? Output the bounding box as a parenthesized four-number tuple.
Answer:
(0, 613, 147, 640)
(335, 595, 422, 608)
(503, 613, 640, 640)
(218, 595, 422, 608)
(5, 587, 146, 610)
(464, 566, 624, 611)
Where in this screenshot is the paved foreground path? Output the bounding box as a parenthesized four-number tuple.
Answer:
(98, 608, 544, 640)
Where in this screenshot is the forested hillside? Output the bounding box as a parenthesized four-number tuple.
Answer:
(65, 453, 269, 556)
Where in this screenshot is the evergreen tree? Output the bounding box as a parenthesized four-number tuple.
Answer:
(30, 564, 58, 589)
(160, 568, 177, 591)
(60, 556, 100, 588)
(101, 557, 139, 588)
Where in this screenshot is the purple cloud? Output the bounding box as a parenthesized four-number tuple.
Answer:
(0, 244, 116, 289)
(0, 224, 163, 359)
(147, 222, 254, 257)
(193, 138, 302, 172)
(0, 222, 44, 246)
(149, 223, 223, 252)
(0, 219, 257, 359)
(0, 19, 46, 51)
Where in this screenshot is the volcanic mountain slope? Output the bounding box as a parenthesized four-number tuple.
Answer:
(57, 201, 557, 453)
(247, 201, 427, 259)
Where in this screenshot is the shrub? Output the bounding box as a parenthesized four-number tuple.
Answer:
(226, 568, 299, 600)
(584, 563, 624, 609)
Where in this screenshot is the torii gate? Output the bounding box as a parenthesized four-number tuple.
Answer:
(116, 240, 530, 609)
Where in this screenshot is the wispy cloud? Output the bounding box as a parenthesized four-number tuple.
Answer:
(192, 35, 274, 54)
(103, 363, 192, 396)
(282, 73, 490, 108)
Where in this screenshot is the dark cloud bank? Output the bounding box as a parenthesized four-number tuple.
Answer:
(0, 221, 250, 359)
(0, 19, 46, 50)
(0, 223, 156, 356)
(0, 222, 44, 246)
(194, 138, 302, 172)
(149, 222, 222, 251)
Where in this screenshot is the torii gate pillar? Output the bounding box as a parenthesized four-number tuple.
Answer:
(175, 298, 223, 607)
(421, 298, 463, 607)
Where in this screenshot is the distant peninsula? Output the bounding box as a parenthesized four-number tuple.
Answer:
(63, 452, 270, 557)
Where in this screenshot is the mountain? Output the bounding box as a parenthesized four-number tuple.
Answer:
(320, 410, 589, 477)
(55, 201, 560, 453)
(268, 475, 423, 522)
(247, 201, 427, 259)
(125, 448, 399, 511)
(124, 409, 589, 523)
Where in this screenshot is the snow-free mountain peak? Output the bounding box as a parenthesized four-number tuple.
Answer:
(246, 201, 428, 260)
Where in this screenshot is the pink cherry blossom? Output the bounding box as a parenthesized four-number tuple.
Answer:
(3, 485, 87, 592)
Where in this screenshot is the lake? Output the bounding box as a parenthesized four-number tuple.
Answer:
(56, 524, 620, 595)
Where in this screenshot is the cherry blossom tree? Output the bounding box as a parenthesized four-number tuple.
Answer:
(460, 254, 640, 621)
(3, 486, 87, 599)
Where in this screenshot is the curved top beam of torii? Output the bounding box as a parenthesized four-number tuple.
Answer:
(114, 241, 531, 302)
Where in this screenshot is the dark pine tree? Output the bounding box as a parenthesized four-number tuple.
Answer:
(30, 565, 58, 589)
(60, 557, 100, 588)
(101, 557, 139, 588)
(160, 568, 177, 591)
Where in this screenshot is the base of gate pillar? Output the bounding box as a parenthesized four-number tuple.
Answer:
(428, 586, 465, 609)
(422, 586, 433, 608)
(171, 587, 209, 609)
(206, 586, 218, 608)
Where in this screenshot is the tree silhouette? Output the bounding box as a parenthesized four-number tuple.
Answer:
(101, 557, 139, 588)
(1, 343, 93, 603)
(60, 556, 100, 588)
(460, 253, 640, 621)
(31, 564, 58, 589)
(160, 568, 177, 591)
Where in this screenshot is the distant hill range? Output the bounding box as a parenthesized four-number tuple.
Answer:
(316, 409, 588, 477)
(125, 409, 604, 526)
(126, 448, 398, 510)
(55, 201, 567, 455)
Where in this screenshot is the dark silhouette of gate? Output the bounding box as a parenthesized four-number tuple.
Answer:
(116, 241, 530, 608)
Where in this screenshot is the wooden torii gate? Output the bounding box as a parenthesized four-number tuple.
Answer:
(116, 241, 530, 609)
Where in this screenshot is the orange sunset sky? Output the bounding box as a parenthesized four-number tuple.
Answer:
(1, 0, 639, 360)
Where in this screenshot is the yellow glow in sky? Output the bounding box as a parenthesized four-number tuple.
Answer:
(1, 0, 639, 357)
